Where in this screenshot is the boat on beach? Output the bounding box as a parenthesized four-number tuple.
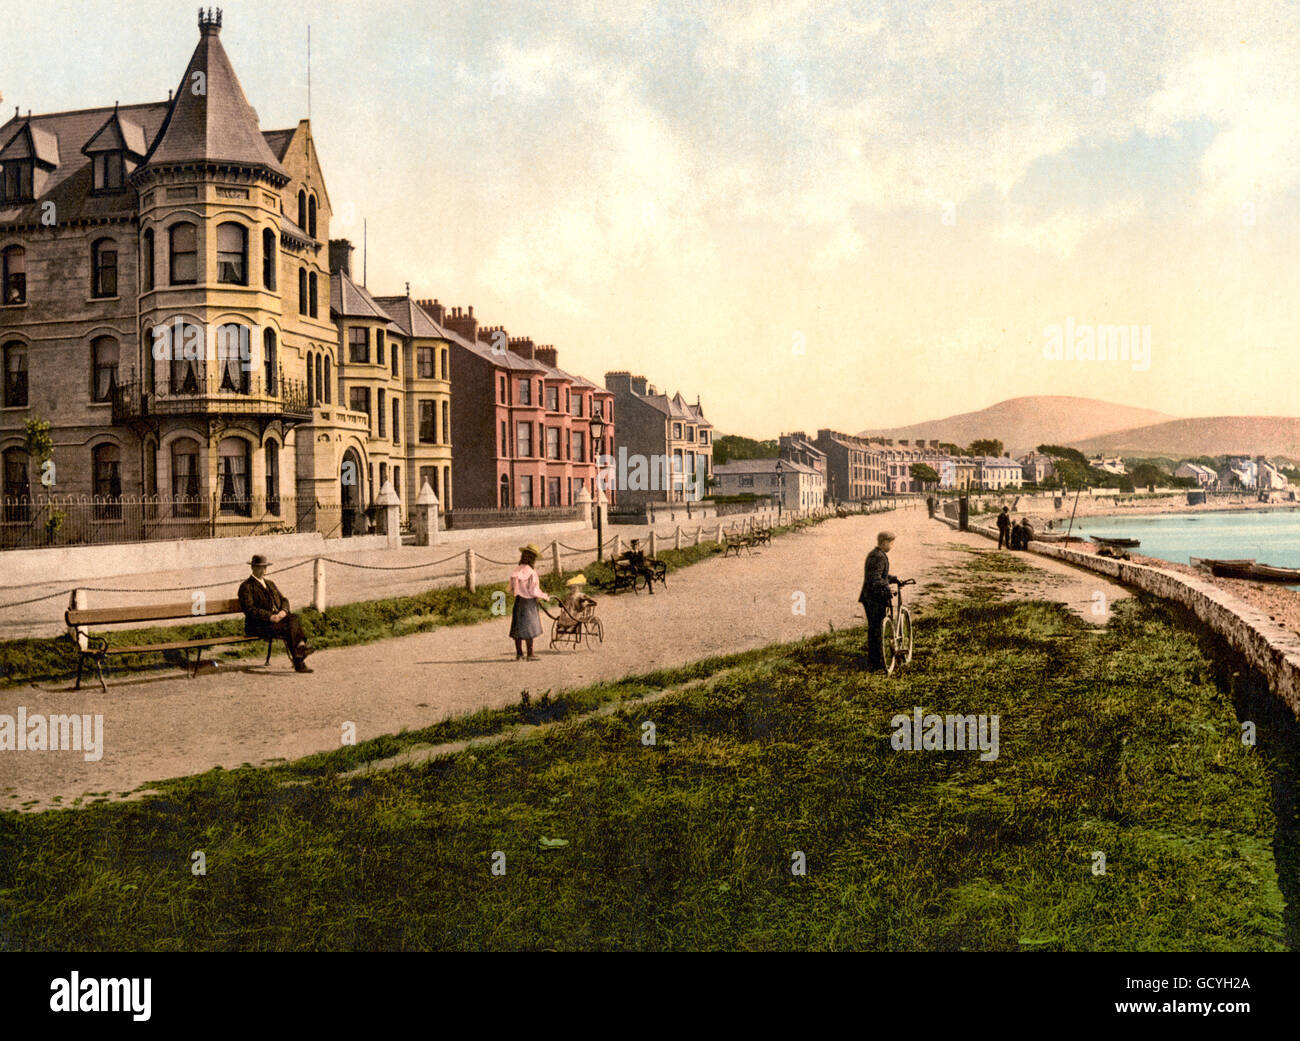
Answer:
(1090, 535, 1141, 548)
(1206, 560, 1300, 582)
(1189, 557, 1255, 570)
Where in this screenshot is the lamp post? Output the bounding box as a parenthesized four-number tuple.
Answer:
(589, 406, 606, 561)
(775, 459, 785, 522)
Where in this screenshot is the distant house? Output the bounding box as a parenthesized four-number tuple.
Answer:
(713, 458, 824, 512)
(975, 456, 1022, 490)
(1019, 452, 1056, 485)
(1174, 462, 1217, 488)
(939, 458, 977, 491)
(1217, 456, 1257, 490)
(1089, 455, 1127, 476)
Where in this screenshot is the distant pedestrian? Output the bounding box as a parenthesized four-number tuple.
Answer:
(996, 507, 1011, 549)
(509, 543, 552, 661)
(926, 495, 936, 518)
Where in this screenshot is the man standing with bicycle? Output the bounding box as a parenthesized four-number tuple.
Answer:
(859, 530, 905, 672)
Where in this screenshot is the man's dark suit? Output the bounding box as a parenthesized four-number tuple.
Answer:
(996, 510, 1011, 549)
(858, 547, 892, 669)
(238, 575, 309, 665)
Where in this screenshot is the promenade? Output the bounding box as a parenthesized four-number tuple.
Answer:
(0, 507, 1128, 810)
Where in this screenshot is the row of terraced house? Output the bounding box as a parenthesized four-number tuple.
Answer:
(0, 11, 714, 546)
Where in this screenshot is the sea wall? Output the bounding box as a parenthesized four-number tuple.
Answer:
(934, 515, 1300, 719)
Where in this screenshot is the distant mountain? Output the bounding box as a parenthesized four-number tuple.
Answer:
(859, 396, 1175, 456)
(1070, 417, 1300, 461)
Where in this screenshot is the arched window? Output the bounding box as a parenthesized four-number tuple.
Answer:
(391, 342, 398, 377)
(92, 443, 123, 519)
(323, 355, 331, 403)
(217, 324, 249, 393)
(308, 194, 317, 239)
(263, 328, 277, 393)
(306, 353, 315, 406)
(166, 321, 204, 394)
(217, 437, 252, 516)
(314, 351, 323, 404)
(499, 474, 510, 509)
(262, 227, 276, 290)
(141, 229, 155, 291)
(265, 440, 281, 515)
(3, 341, 28, 408)
(169, 222, 197, 284)
(297, 190, 307, 230)
(298, 268, 307, 315)
(2, 244, 26, 304)
(3, 446, 30, 521)
(216, 222, 248, 285)
(91, 336, 119, 403)
(91, 238, 118, 298)
(309, 272, 318, 318)
(171, 437, 201, 516)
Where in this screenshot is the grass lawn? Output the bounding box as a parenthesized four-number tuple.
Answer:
(0, 552, 1290, 951)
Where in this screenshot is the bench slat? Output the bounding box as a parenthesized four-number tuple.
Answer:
(67, 598, 244, 626)
(101, 634, 260, 655)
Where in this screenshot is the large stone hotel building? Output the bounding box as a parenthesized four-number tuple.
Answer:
(0, 11, 458, 541)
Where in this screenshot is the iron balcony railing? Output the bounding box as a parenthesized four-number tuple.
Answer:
(112, 373, 311, 424)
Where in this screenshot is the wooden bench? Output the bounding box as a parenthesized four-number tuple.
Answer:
(723, 533, 753, 557)
(611, 554, 668, 593)
(65, 598, 274, 692)
(752, 526, 773, 546)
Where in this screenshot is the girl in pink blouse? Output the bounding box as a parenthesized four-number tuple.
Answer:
(508, 543, 552, 660)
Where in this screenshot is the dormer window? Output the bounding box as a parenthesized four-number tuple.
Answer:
(0, 161, 34, 203)
(92, 152, 125, 192)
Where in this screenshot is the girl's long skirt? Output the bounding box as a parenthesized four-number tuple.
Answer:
(509, 596, 543, 640)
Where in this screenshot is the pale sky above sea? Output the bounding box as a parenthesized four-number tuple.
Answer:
(2, 0, 1297, 437)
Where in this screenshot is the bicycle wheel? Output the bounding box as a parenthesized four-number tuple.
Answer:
(881, 614, 898, 675)
(897, 607, 914, 666)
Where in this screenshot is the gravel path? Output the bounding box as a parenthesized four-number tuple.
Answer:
(0, 508, 1129, 811)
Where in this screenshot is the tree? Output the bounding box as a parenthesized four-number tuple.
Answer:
(910, 463, 939, 488)
(713, 434, 778, 465)
(1128, 462, 1165, 489)
(968, 438, 1003, 458)
(939, 442, 965, 457)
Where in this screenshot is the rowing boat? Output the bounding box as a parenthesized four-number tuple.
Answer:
(1090, 535, 1141, 548)
(1189, 557, 1254, 570)
(1209, 561, 1300, 582)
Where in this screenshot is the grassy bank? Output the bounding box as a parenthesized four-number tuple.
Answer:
(0, 558, 1287, 950)
(0, 531, 786, 690)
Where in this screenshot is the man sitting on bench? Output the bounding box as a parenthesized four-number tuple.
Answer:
(238, 554, 313, 673)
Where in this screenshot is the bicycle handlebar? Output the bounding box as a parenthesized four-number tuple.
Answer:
(890, 577, 916, 586)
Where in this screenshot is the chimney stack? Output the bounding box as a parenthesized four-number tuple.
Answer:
(535, 345, 558, 368)
(416, 298, 446, 326)
(508, 337, 536, 361)
(605, 371, 632, 394)
(328, 239, 353, 276)
(442, 304, 478, 344)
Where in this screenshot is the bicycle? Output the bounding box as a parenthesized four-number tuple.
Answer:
(881, 577, 915, 674)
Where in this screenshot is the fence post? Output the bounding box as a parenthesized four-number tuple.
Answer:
(67, 589, 88, 650)
(313, 557, 327, 612)
(552, 540, 562, 576)
(694, 526, 701, 546)
(614, 534, 623, 558)
(465, 549, 476, 592)
(649, 530, 657, 557)
(674, 525, 682, 550)
(716, 522, 723, 543)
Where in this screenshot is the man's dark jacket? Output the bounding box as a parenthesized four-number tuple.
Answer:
(997, 511, 1010, 530)
(858, 547, 892, 607)
(238, 576, 292, 637)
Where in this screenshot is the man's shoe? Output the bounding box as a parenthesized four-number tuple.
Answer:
(294, 662, 313, 674)
(296, 643, 313, 658)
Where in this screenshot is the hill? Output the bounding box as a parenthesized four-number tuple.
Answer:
(1070, 417, 1300, 460)
(859, 396, 1174, 455)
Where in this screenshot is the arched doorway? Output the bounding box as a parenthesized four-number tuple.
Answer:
(499, 473, 510, 509)
(341, 448, 363, 537)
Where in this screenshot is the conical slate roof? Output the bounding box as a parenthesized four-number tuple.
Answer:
(144, 14, 287, 179)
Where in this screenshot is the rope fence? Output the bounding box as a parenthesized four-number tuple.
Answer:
(1, 502, 873, 627)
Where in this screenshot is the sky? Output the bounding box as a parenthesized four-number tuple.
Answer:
(2, 0, 1298, 438)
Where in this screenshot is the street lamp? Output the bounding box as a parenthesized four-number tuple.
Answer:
(589, 405, 606, 560)
(774, 459, 785, 522)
